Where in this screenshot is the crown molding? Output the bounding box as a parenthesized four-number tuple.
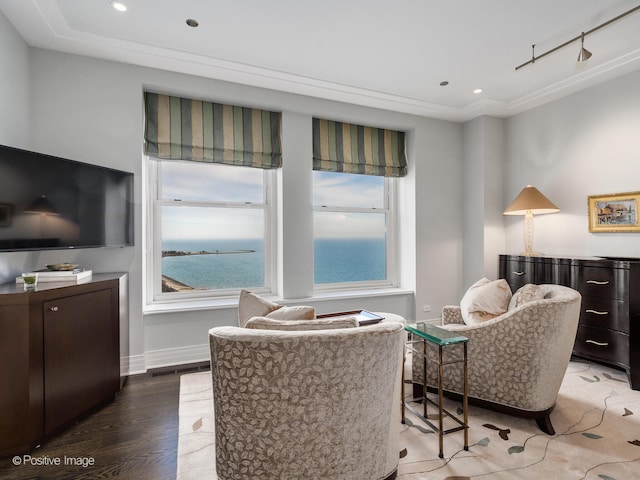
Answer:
(5, 0, 640, 123)
(507, 47, 640, 115)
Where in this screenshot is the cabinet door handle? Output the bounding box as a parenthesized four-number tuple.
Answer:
(512, 271, 526, 276)
(585, 309, 608, 315)
(586, 339, 609, 347)
(586, 280, 609, 285)
(49, 306, 59, 312)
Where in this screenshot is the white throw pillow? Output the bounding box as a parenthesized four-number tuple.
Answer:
(460, 278, 512, 325)
(266, 305, 315, 321)
(237, 290, 317, 327)
(237, 290, 282, 327)
(508, 283, 545, 310)
(245, 317, 357, 331)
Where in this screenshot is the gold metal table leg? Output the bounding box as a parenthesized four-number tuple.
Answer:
(422, 340, 428, 419)
(463, 342, 469, 451)
(401, 345, 406, 424)
(438, 345, 444, 458)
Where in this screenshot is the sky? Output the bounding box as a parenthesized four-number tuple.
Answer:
(160, 161, 386, 240)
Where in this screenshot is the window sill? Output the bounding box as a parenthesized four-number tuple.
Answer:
(143, 287, 414, 315)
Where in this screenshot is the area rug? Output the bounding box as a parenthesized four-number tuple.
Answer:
(177, 360, 640, 479)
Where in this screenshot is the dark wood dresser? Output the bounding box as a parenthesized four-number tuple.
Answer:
(0, 273, 128, 457)
(499, 255, 640, 390)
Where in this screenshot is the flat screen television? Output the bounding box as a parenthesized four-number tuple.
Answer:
(0, 144, 134, 252)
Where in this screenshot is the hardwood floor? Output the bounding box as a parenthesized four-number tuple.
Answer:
(0, 363, 210, 480)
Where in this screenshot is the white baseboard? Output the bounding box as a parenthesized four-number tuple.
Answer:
(126, 354, 147, 376)
(419, 317, 442, 325)
(144, 344, 210, 372)
(122, 345, 210, 376)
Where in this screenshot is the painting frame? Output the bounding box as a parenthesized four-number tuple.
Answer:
(588, 191, 640, 233)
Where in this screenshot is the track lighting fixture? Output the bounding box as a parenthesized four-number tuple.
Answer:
(577, 32, 592, 62)
(516, 4, 640, 70)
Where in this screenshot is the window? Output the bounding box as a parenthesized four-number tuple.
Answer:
(313, 170, 396, 288)
(143, 92, 281, 304)
(147, 159, 275, 301)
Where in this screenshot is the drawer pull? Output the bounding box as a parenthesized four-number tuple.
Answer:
(586, 339, 609, 347)
(49, 306, 59, 312)
(586, 280, 609, 285)
(512, 271, 526, 276)
(585, 309, 608, 315)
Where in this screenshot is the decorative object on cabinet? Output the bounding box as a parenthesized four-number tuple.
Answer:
(503, 185, 559, 256)
(45, 263, 79, 271)
(499, 254, 640, 391)
(588, 191, 640, 233)
(15, 268, 92, 284)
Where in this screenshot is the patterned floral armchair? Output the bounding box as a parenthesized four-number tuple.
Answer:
(411, 284, 581, 434)
(209, 321, 404, 480)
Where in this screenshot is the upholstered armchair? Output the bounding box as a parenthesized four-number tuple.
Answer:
(209, 321, 404, 480)
(411, 283, 581, 434)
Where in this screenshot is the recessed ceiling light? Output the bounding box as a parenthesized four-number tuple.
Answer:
(473, 88, 483, 94)
(186, 18, 199, 28)
(439, 81, 449, 86)
(110, 1, 127, 12)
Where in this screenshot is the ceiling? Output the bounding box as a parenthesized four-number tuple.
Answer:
(2, 0, 640, 122)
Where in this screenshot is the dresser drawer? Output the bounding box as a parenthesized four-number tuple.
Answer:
(573, 325, 629, 368)
(574, 266, 628, 300)
(580, 296, 629, 333)
(499, 256, 556, 292)
(501, 261, 533, 291)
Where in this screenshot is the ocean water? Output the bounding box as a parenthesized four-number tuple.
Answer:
(162, 239, 264, 289)
(314, 238, 386, 284)
(161, 238, 385, 289)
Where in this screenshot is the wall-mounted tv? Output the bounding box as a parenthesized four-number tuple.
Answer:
(0, 144, 134, 252)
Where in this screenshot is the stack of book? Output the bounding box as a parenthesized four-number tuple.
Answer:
(16, 269, 92, 284)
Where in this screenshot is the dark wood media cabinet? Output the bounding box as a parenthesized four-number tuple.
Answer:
(499, 255, 640, 390)
(0, 273, 128, 457)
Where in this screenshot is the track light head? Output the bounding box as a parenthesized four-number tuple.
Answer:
(577, 32, 592, 62)
(577, 47, 592, 62)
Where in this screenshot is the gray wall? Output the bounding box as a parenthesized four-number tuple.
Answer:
(0, 14, 465, 372)
(0, 11, 29, 148)
(462, 116, 506, 289)
(0, 10, 32, 281)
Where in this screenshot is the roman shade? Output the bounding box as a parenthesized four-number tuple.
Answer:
(312, 118, 407, 177)
(144, 92, 282, 168)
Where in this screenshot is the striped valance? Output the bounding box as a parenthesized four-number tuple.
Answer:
(144, 92, 282, 169)
(312, 118, 407, 177)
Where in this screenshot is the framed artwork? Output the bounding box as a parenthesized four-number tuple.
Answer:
(0, 203, 13, 226)
(588, 191, 640, 233)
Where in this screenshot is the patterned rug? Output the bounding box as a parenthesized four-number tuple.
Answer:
(177, 360, 640, 479)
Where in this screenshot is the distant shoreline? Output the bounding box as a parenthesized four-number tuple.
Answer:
(162, 249, 255, 257)
(162, 275, 195, 292)
(161, 248, 255, 292)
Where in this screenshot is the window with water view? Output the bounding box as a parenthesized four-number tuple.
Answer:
(149, 162, 395, 299)
(313, 171, 393, 286)
(156, 160, 272, 295)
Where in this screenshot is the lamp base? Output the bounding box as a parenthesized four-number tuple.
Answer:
(519, 251, 545, 257)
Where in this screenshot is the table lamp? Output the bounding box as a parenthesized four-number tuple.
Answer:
(503, 185, 559, 256)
